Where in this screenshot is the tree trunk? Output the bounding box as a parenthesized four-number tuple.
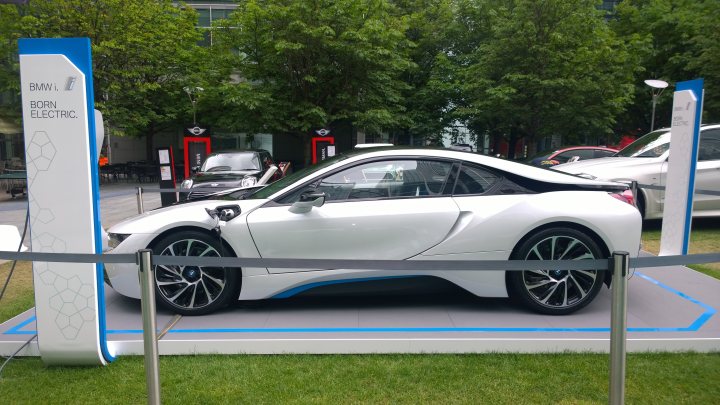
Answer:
(145, 124, 155, 162)
(302, 132, 312, 167)
(507, 129, 518, 160)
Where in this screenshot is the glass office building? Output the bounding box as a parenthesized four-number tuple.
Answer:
(185, 1, 238, 46)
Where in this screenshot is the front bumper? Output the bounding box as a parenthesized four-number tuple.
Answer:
(105, 232, 159, 299)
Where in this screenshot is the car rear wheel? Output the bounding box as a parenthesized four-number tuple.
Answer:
(507, 228, 605, 315)
(152, 230, 240, 315)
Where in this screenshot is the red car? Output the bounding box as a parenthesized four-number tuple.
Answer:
(526, 146, 618, 167)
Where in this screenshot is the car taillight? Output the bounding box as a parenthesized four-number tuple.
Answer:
(610, 189, 635, 206)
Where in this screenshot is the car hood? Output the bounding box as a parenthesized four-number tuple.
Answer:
(552, 157, 664, 183)
(192, 170, 261, 185)
(553, 157, 661, 173)
(108, 199, 268, 235)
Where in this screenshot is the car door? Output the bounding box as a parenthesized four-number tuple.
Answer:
(245, 158, 460, 273)
(694, 128, 720, 212)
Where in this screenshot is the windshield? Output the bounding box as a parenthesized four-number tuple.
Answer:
(244, 153, 353, 199)
(615, 130, 670, 158)
(525, 150, 556, 162)
(200, 153, 261, 172)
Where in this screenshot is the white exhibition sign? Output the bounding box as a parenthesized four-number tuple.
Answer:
(19, 38, 111, 365)
(659, 79, 704, 256)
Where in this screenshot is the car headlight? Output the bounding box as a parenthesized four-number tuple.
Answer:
(108, 233, 131, 249)
(241, 176, 257, 188)
(181, 179, 193, 189)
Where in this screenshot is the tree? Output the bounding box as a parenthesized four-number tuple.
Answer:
(613, 0, 720, 131)
(211, 0, 413, 165)
(390, 0, 458, 145)
(4, 0, 202, 160)
(456, 0, 637, 158)
(0, 4, 23, 121)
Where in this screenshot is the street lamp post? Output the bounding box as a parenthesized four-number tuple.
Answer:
(183, 86, 204, 126)
(644, 79, 669, 132)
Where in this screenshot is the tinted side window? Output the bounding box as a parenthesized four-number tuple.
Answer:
(553, 152, 574, 163)
(595, 150, 616, 158)
(453, 164, 500, 195)
(574, 149, 595, 159)
(279, 159, 453, 203)
(699, 129, 720, 161)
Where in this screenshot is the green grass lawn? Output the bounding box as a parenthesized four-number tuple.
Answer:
(1, 353, 719, 404)
(0, 219, 718, 403)
(0, 261, 33, 324)
(641, 217, 720, 279)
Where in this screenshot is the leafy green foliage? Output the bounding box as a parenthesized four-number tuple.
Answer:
(1, 0, 202, 158)
(211, 0, 413, 164)
(613, 0, 720, 130)
(391, 0, 458, 144)
(0, 5, 22, 120)
(1, 0, 718, 156)
(455, 0, 637, 157)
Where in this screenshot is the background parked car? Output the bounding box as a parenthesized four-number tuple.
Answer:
(553, 124, 720, 219)
(526, 146, 618, 167)
(180, 150, 281, 200)
(448, 143, 473, 152)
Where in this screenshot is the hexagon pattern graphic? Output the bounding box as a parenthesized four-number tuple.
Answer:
(25, 130, 57, 187)
(33, 232, 96, 340)
(33, 232, 67, 253)
(28, 194, 56, 228)
(41, 268, 96, 340)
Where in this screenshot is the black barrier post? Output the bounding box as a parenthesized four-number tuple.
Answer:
(610, 251, 629, 405)
(138, 249, 160, 405)
(630, 181, 639, 209)
(136, 187, 145, 214)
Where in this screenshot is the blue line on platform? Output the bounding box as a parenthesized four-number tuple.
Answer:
(4, 272, 715, 335)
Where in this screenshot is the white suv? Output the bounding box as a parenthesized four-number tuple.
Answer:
(553, 124, 720, 219)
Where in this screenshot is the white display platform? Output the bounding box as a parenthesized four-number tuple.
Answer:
(2, 262, 718, 356)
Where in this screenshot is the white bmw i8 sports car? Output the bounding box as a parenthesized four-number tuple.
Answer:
(106, 148, 641, 316)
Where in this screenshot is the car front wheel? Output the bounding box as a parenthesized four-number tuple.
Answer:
(151, 230, 240, 315)
(507, 228, 605, 315)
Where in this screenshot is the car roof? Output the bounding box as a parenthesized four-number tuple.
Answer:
(312, 147, 622, 188)
(207, 149, 269, 156)
(555, 146, 617, 151)
(651, 123, 720, 133)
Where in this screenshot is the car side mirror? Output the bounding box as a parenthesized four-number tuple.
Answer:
(289, 191, 326, 214)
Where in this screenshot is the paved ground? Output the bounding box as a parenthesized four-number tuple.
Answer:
(0, 182, 162, 239)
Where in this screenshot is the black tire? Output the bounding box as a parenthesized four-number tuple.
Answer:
(151, 230, 240, 315)
(507, 227, 605, 315)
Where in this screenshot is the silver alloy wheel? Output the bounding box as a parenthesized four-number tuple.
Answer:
(155, 238, 227, 310)
(521, 235, 599, 309)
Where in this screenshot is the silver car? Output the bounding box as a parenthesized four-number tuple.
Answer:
(553, 124, 720, 219)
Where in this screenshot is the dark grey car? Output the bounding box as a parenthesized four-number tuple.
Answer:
(180, 150, 279, 200)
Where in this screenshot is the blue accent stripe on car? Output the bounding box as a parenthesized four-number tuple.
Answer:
(270, 275, 420, 299)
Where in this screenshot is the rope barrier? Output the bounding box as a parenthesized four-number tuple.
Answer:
(0, 250, 717, 269)
(135, 183, 720, 196)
